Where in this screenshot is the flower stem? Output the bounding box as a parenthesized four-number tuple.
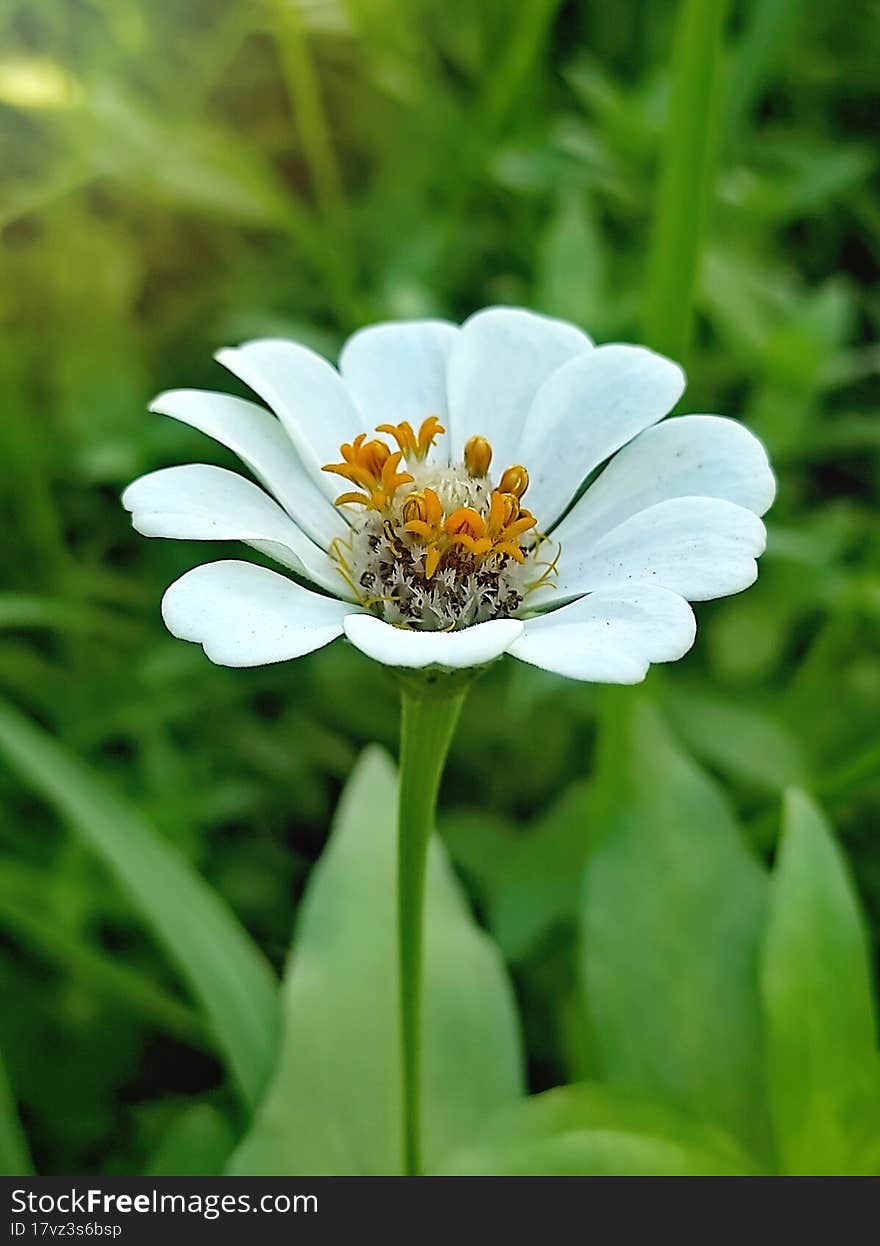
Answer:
(273, 0, 344, 220)
(397, 681, 467, 1176)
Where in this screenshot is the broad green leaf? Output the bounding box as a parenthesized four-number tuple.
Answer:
(443, 781, 595, 962)
(439, 1084, 761, 1176)
(761, 789, 880, 1174)
(580, 694, 770, 1158)
(0, 1042, 32, 1177)
(231, 746, 523, 1175)
(147, 1105, 236, 1177)
(0, 698, 279, 1111)
(664, 685, 806, 793)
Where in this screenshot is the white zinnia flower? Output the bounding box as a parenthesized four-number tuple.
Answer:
(123, 307, 774, 683)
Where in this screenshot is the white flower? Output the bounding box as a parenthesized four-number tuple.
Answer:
(123, 307, 774, 683)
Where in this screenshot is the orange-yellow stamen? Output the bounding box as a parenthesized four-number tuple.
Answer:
(375, 416, 444, 461)
(325, 426, 547, 590)
(445, 507, 493, 557)
(323, 434, 413, 510)
(484, 490, 537, 563)
(464, 435, 492, 478)
(402, 488, 445, 577)
(402, 488, 443, 535)
(498, 465, 529, 499)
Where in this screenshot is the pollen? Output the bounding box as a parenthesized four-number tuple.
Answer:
(326, 424, 557, 630)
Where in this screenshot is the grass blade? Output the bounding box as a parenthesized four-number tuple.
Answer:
(0, 698, 279, 1111)
(0, 1043, 33, 1176)
(643, 0, 728, 362)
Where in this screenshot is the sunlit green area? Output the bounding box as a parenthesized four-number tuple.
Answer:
(0, 0, 877, 1176)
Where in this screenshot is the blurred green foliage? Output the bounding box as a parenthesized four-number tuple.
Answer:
(0, 0, 877, 1174)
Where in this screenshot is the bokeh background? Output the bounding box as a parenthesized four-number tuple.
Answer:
(1, 0, 878, 1175)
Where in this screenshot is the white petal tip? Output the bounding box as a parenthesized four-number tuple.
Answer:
(148, 389, 190, 415)
(509, 587, 696, 683)
(161, 560, 347, 667)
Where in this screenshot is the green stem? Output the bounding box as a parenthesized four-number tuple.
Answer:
(477, 0, 564, 138)
(272, 0, 362, 324)
(397, 682, 467, 1176)
(274, 0, 344, 218)
(643, 0, 729, 363)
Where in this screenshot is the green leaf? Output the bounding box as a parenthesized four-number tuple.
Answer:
(443, 781, 595, 962)
(643, 0, 727, 361)
(0, 866, 205, 1048)
(146, 1105, 236, 1177)
(439, 1084, 761, 1176)
(664, 685, 806, 793)
(0, 594, 133, 637)
(0, 698, 279, 1111)
(536, 190, 606, 332)
(230, 746, 523, 1175)
(580, 694, 770, 1158)
(0, 1041, 33, 1177)
(88, 85, 295, 230)
(761, 789, 880, 1174)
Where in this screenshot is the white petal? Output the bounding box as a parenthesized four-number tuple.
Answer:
(510, 587, 696, 683)
(122, 464, 348, 596)
(555, 415, 776, 547)
(149, 389, 346, 549)
(545, 496, 767, 604)
(446, 307, 593, 469)
(339, 320, 457, 464)
(215, 339, 362, 497)
(519, 344, 685, 526)
(162, 560, 350, 667)
(343, 614, 523, 670)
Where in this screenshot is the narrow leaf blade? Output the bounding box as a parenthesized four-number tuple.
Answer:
(0, 698, 279, 1110)
(0, 1043, 33, 1177)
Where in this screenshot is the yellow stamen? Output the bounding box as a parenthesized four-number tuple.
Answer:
(402, 488, 443, 530)
(485, 489, 537, 557)
(464, 435, 492, 478)
(376, 416, 445, 461)
(402, 489, 445, 578)
(498, 465, 529, 499)
(445, 506, 486, 541)
(487, 490, 519, 533)
(324, 426, 555, 597)
(324, 437, 413, 510)
(334, 491, 373, 507)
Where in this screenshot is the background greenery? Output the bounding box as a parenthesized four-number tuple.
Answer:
(0, 0, 877, 1175)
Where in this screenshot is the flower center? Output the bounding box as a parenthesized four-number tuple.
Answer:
(323, 418, 558, 630)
